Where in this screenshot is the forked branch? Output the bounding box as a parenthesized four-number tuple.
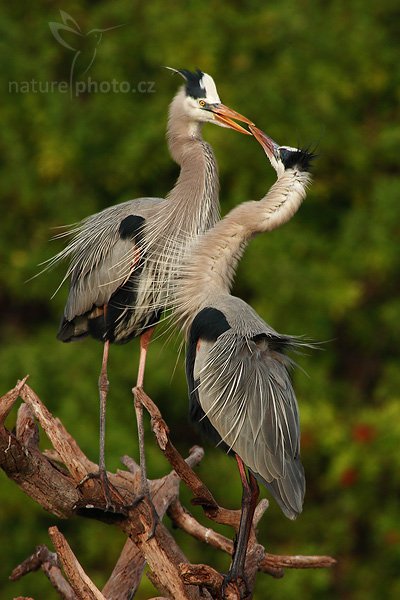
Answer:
(1, 379, 336, 600)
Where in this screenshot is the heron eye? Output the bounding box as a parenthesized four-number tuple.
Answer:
(199, 99, 206, 107)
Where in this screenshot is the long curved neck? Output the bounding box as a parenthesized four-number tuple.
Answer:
(164, 89, 219, 235)
(137, 90, 220, 313)
(176, 167, 311, 330)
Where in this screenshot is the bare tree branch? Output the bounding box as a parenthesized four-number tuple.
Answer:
(120, 497, 209, 600)
(0, 376, 29, 422)
(49, 526, 106, 600)
(10, 544, 77, 600)
(167, 498, 335, 576)
(0, 424, 81, 518)
(101, 539, 144, 600)
(102, 446, 206, 600)
(1, 379, 336, 600)
(16, 403, 39, 448)
(261, 552, 337, 571)
(19, 384, 96, 481)
(168, 498, 234, 555)
(135, 387, 243, 530)
(179, 563, 240, 600)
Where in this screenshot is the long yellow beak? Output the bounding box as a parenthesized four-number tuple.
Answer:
(210, 103, 254, 135)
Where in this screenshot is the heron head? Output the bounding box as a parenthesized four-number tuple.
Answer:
(249, 125, 315, 176)
(166, 67, 253, 134)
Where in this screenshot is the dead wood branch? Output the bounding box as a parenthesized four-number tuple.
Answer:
(102, 446, 209, 600)
(1, 379, 336, 599)
(0, 421, 81, 518)
(179, 564, 240, 600)
(0, 376, 29, 421)
(135, 387, 243, 530)
(10, 544, 77, 600)
(262, 552, 337, 570)
(167, 498, 335, 577)
(168, 498, 233, 555)
(49, 526, 106, 600)
(16, 402, 40, 448)
(19, 383, 96, 481)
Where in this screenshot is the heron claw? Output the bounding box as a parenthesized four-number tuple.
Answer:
(221, 567, 249, 599)
(77, 469, 127, 515)
(126, 493, 159, 538)
(146, 498, 159, 539)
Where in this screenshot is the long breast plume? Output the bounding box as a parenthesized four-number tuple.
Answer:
(41, 120, 219, 323)
(131, 140, 220, 319)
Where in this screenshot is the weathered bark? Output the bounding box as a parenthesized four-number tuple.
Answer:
(10, 544, 77, 600)
(49, 527, 106, 600)
(1, 379, 336, 600)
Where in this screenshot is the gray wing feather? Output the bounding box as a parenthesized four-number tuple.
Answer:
(59, 198, 162, 319)
(197, 330, 304, 517)
(261, 458, 305, 519)
(66, 236, 136, 319)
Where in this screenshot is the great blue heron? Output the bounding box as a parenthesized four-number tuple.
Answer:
(172, 125, 314, 585)
(50, 69, 253, 506)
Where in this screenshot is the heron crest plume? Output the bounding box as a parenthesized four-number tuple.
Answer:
(164, 66, 221, 103)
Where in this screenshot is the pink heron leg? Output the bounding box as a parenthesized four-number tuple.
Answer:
(98, 338, 110, 474)
(137, 326, 154, 388)
(134, 326, 155, 494)
(133, 326, 159, 536)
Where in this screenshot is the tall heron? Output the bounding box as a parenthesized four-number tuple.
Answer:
(173, 126, 314, 584)
(50, 69, 253, 506)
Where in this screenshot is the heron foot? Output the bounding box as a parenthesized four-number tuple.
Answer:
(221, 569, 249, 600)
(222, 544, 251, 600)
(77, 469, 127, 516)
(146, 496, 159, 539)
(126, 492, 159, 539)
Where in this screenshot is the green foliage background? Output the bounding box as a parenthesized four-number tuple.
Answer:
(1, 1, 399, 598)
